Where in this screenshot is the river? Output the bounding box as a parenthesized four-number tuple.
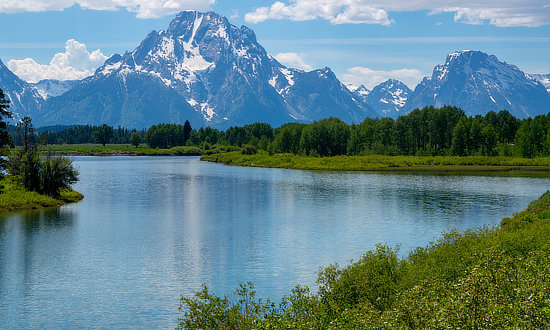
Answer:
(1, 156, 548, 328)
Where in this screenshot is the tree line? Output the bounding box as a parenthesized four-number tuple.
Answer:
(7, 104, 550, 158)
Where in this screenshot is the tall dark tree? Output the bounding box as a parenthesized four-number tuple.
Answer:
(0, 88, 11, 149)
(15, 116, 35, 152)
(183, 120, 192, 145)
(92, 124, 114, 146)
(0, 88, 12, 191)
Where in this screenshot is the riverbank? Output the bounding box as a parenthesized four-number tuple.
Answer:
(179, 190, 550, 328)
(0, 177, 83, 214)
(41, 144, 239, 156)
(201, 151, 550, 173)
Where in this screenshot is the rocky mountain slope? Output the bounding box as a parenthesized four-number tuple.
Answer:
(364, 79, 411, 119)
(0, 59, 43, 121)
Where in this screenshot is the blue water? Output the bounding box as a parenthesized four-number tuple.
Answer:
(1, 156, 548, 328)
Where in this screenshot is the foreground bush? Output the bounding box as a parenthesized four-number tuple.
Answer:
(7, 148, 79, 198)
(178, 192, 550, 328)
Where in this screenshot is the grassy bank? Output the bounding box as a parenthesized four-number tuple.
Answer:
(0, 177, 83, 214)
(41, 144, 239, 156)
(202, 151, 550, 173)
(179, 191, 550, 328)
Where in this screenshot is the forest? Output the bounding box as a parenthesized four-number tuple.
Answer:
(11, 105, 550, 158)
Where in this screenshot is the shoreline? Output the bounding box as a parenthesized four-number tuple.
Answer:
(0, 177, 84, 215)
(201, 152, 550, 174)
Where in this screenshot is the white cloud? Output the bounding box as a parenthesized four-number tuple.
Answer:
(245, 0, 550, 27)
(7, 39, 108, 83)
(245, 1, 392, 25)
(0, 0, 214, 19)
(340, 67, 425, 90)
(274, 52, 313, 71)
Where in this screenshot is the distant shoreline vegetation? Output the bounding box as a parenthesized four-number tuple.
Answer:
(201, 152, 550, 173)
(25, 106, 550, 173)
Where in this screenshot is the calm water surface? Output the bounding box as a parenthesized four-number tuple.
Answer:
(1, 156, 549, 328)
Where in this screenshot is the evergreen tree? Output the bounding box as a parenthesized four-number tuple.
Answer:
(0, 88, 11, 149)
(0, 88, 12, 192)
(183, 120, 192, 145)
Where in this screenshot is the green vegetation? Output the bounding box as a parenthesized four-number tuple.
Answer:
(202, 151, 550, 173)
(178, 191, 550, 328)
(0, 175, 83, 214)
(92, 124, 114, 146)
(0, 88, 12, 190)
(20, 106, 550, 161)
(41, 143, 240, 156)
(0, 90, 82, 214)
(7, 117, 80, 198)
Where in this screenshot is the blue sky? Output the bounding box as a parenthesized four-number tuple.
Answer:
(1, 0, 549, 89)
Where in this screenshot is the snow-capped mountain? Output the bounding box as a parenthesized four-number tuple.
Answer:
(405, 50, 550, 118)
(531, 74, 550, 93)
(0, 59, 42, 121)
(346, 84, 370, 97)
(365, 79, 411, 118)
(38, 11, 371, 129)
(30, 79, 79, 99)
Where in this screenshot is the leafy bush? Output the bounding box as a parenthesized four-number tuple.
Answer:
(40, 156, 79, 197)
(7, 149, 79, 197)
(241, 144, 257, 155)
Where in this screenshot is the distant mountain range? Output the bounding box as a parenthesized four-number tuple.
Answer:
(405, 50, 550, 118)
(0, 11, 549, 129)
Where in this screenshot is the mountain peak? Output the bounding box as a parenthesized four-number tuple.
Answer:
(365, 79, 411, 118)
(32, 10, 371, 128)
(406, 50, 550, 118)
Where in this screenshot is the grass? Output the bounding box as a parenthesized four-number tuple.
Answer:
(0, 176, 83, 214)
(41, 143, 240, 156)
(201, 151, 550, 173)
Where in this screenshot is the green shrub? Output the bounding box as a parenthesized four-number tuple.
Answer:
(241, 144, 257, 155)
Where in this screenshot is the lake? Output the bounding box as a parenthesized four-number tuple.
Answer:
(1, 156, 549, 328)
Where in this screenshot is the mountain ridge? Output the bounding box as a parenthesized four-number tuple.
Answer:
(405, 50, 550, 118)
(35, 11, 372, 129)
(1, 14, 549, 128)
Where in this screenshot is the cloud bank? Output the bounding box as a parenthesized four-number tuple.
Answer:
(341, 67, 425, 90)
(274, 52, 313, 71)
(7, 39, 108, 83)
(0, 0, 214, 19)
(245, 0, 550, 27)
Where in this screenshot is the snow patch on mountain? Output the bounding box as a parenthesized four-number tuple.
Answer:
(30, 79, 79, 99)
(531, 73, 550, 93)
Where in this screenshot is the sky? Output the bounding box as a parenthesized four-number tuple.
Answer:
(0, 0, 549, 89)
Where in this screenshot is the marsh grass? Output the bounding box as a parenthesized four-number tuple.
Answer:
(41, 144, 239, 156)
(202, 151, 550, 173)
(0, 176, 83, 214)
